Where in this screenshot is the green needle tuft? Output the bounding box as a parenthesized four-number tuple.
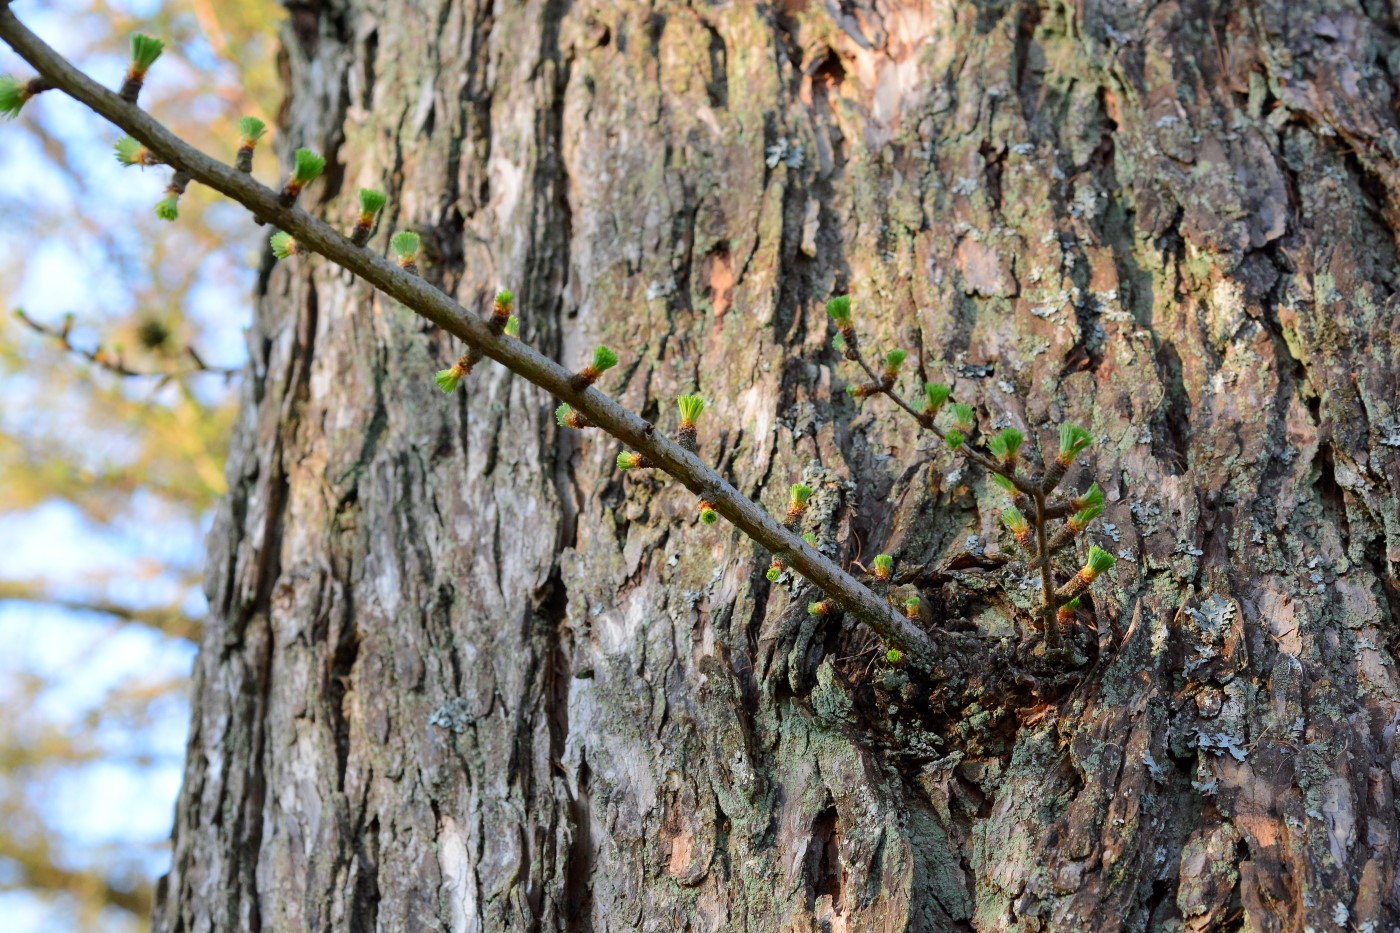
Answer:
(789, 483, 813, 506)
(873, 554, 893, 578)
(924, 382, 950, 413)
(951, 402, 975, 432)
(617, 451, 643, 471)
(885, 349, 907, 370)
(766, 567, 781, 582)
(358, 187, 387, 215)
(269, 231, 297, 259)
(504, 315, 520, 338)
(113, 135, 146, 166)
(391, 230, 420, 259)
(154, 197, 179, 221)
(1085, 545, 1116, 576)
(699, 505, 718, 525)
(1059, 423, 1093, 458)
(1072, 501, 1105, 526)
(832, 332, 847, 354)
(988, 427, 1024, 462)
(435, 366, 464, 394)
(677, 394, 706, 424)
(238, 116, 267, 143)
(0, 76, 26, 118)
(130, 34, 165, 72)
(990, 473, 1015, 492)
(1077, 482, 1104, 512)
(292, 147, 326, 183)
(945, 429, 965, 450)
(591, 346, 618, 373)
(1001, 507, 1028, 534)
(825, 295, 852, 326)
(886, 648, 903, 664)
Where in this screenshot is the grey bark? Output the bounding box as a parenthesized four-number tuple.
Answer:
(155, 1, 1400, 931)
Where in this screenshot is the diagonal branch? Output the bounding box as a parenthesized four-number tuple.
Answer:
(0, 5, 938, 663)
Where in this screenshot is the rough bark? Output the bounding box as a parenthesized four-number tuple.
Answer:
(154, 1, 1400, 931)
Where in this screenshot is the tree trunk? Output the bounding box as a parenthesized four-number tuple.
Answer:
(153, 0, 1400, 930)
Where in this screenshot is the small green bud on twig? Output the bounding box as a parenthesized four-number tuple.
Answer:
(488, 288, 514, 334)
(392, 231, 421, 274)
(113, 135, 157, 167)
(1001, 506, 1035, 553)
(352, 188, 387, 245)
(555, 403, 591, 429)
(504, 315, 520, 338)
(269, 230, 303, 259)
(698, 501, 718, 525)
(766, 556, 785, 582)
(988, 427, 1024, 465)
(153, 169, 190, 222)
(435, 365, 465, 394)
(675, 393, 706, 452)
(279, 147, 326, 205)
(808, 600, 833, 616)
(945, 429, 965, 450)
(825, 295, 852, 327)
(872, 554, 893, 581)
(785, 483, 813, 526)
(1056, 596, 1080, 627)
(1042, 423, 1094, 492)
(121, 34, 164, 103)
(923, 382, 950, 415)
(990, 473, 1015, 492)
(1057, 545, 1116, 600)
(574, 345, 618, 388)
(832, 332, 846, 354)
(235, 116, 266, 172)
(0, 74, 54, 119)
(616, 451, 650, 471)
(882, 349, 907, 383)
(885, 648, 904, 666)
(950, 402, 975, 433)
(846, 382, 880, 399)
(903, 596, 920, 619)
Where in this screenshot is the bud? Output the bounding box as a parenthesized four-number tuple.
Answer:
(392, 231, 421, 274)
(808, 600, 833, 616)
(280, 147, 327, 206)
(785, 483, 813, 526)
(872, 554, 893, 581)
(903, 596, 921, 619)
(235, 117, 266, 173)
(489, 288, 514, 335)
(616, 451, 649, 471)
(113, 135, 157, 167)
(352, 188, 387, 245)
(121, 34, 165, 103)
(883, 349, 907, 383)
(945, 429, 965, 450)
(1057, 545, 1116, 600)
(885, 648, 904, 666)
(988, 428, 1024, 464)
(269, 231, 302, 260)
(675, 394, 706, 453)
(923, 382, 951, 415)
(0, 75, 54, 120)
(699, 501, 718, 524)
(555, 403, 591, 429)
(1042, 423, 1094, 491)
(951, 402, 975, 433)
(575, 345, 618, 388)
(504, 315, 520, 338)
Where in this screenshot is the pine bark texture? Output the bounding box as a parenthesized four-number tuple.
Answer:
(155, 1, 1400, 930)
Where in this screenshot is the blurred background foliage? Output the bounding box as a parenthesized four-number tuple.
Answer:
(0, 1, 282, 928)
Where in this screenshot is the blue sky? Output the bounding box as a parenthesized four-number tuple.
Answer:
(0, 2, 259, 928)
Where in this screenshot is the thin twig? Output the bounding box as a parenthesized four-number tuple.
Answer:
(13, 309, 239, 379)
(0, 5, 939, 665)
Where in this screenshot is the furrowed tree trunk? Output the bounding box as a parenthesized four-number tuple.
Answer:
(154, 1, 1400, 930)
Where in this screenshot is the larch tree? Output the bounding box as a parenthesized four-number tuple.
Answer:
(6, 0, 1400, 930)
